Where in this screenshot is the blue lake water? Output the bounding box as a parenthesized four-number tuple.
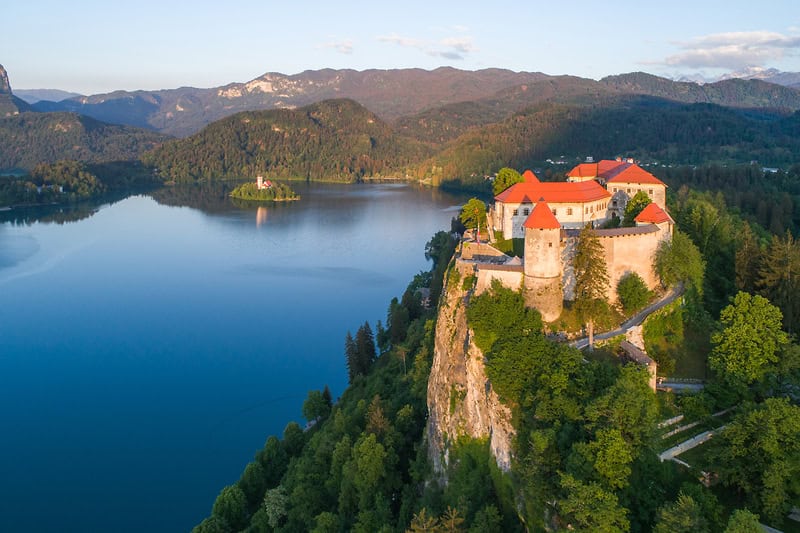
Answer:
(0, 183, 466, 532)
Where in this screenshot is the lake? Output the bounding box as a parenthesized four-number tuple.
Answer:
(0, 182, 466, 532)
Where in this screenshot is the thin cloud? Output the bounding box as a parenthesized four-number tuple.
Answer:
(378, 33, 477, 61)
(441, 37, 475, 54)
(378, 33, 425, 49)
(322, 39, 354, 55)
(658, 30, 800, 70)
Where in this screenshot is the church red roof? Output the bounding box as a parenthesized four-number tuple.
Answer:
(634, 202, 673, 224)
(521, 169, 540, 183)
(495, 180, 611, 204)
(523, 199, 561, 229)
(606, 164, 666, 186)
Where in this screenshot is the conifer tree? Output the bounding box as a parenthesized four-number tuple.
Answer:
(573, 226, 609, 349)
(735, 221, 762, 294)
(355, 322, 377, 374)
(757, 230, 800, 334)
(345, 331, 358, 384)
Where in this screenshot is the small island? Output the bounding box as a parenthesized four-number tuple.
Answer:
(229, 176, 299, 202)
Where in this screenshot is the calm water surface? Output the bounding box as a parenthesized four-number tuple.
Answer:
(0, 183, 465, 532)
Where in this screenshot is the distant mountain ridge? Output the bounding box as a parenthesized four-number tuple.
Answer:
(29, 68, 800, 139)
(14, 89, 83, 104)
(33, 68, 550, 137)
(676, 67, 800, 89)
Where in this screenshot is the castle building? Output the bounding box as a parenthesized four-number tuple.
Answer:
(477, 160, 673, 322)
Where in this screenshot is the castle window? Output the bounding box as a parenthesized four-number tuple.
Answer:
(548, 242, 553, 248)
(648, 189, 654, 196)
(523, 208, 530, 216)
(513, 208, 518, 216)
(552, 209, 557, 216)
(585, 207, 589, 214)
(627, 188, 632, 194)
(567, 207, 573, 215)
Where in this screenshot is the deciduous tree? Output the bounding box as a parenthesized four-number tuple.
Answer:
(654, 230, 705, 293)
(709, 292, 789, 386)
(460, 198, 487, 243)
(709, 398, 800, 524)
(617, 272, 651, 314)
(493, 167, 523, 196)
(622, 191, 651, 226)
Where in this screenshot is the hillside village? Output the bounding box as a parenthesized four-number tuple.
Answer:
(458, 158, 674, 322)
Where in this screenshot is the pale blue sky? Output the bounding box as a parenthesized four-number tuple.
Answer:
(3, 0, 799, 94)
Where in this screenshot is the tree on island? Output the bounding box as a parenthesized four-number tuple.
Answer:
(460, 198, 487, 243)
(573, 226, 610, 349)
(493, 167, 523, 196)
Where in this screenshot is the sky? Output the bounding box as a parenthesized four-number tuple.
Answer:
(2, 0, 799, 95)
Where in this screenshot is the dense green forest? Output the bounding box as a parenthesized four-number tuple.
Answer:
(0, 112, 167, 170)
(421, 99, 800, 189)
(0, 159, 159, 207)
(143, 99, 431, 183)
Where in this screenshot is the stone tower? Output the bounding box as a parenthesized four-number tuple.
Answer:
(523, 199, 563, 322)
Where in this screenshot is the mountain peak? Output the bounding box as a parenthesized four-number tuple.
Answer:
(0, 64, 11, 94)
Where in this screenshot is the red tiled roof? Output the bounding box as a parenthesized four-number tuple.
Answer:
(634, 202, 673, 224)
(523, 199, 561, 229)
(495, 180, 611, 204)
(522, 169, 540, 183)
(606, 164, 666, 186)
(567, 160, 629, 179)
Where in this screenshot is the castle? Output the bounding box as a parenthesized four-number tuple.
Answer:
(462, 159, 674, 322)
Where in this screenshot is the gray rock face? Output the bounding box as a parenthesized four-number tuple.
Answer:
(426, 263, 515, 476)
(0, 64, 11, 94)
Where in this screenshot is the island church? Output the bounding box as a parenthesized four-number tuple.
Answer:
(462, 159, 674, 323)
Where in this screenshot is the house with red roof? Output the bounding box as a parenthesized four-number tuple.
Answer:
(475, 162, 675, 320)
(493, 171, 612, 237)
(493, 161, 667, 238)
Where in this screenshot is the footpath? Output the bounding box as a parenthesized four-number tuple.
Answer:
(569, 283, 685, 350)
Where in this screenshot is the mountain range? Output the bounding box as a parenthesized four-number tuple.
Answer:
(677, 67, 800, 89)
(2, 63, 800, 176)
(21, 67, 800, 138)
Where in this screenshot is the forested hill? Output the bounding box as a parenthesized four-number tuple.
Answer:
(0, 112, 169, 171)
(418, 98, 800, 187)
(142, 99, 431, 183)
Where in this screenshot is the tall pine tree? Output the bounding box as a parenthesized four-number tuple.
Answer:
(344, 331, 358, 384)
(573, 226, 609, 349)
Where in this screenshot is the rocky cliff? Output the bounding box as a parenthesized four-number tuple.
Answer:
(0, 64, 30, 117)
(427, 263, 515, 475)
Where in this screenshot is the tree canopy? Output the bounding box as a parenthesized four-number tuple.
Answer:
(622, 191, 651, 226)
(492, 167, 523, 196)
(709, 292, 789, 386)
(460, 198, 487, 242)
